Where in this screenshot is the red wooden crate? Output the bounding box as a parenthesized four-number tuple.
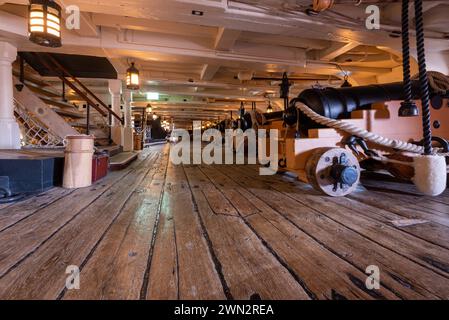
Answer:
(92, 152, 109, 182)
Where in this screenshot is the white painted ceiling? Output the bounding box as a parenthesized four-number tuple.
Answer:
(1, 0, 448, 127)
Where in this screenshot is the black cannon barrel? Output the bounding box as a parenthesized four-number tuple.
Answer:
(258, 81, 424, 122)
(254, 80, 429, 130)
(297, 81, 422, 119)
(262, 110, 284, 121)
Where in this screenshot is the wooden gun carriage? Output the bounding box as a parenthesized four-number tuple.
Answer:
(243, 82, 449, 196)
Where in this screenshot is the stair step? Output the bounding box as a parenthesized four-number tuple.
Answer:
(40, 97, 79, 110)
(109, 145, 122, 157)
(13, 69, 51, 87)
(53, 108, 85, 119)
(14, 72, 79, 111)
(99, 145, 123, 157)
(68, 122, 99, 129)
(26, 83, 60, 98)
(109, 151, 138, 171)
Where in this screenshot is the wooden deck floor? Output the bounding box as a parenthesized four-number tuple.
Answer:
(0, 144, 448, 300)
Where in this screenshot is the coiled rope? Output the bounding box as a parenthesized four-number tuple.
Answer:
(416, 71, 449, 95)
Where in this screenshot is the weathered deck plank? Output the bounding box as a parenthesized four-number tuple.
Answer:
(184, 165, 311, 300)
(349, 188, 449, 227)
(200, 165, 397, 300)
(64, 150, 168, 299)
(0, 152, 158, 299)
(266, 171, 449, 249)
(146, 161, 226, 300)
(222, 164, 449, 299)
(360, 173, 449, 206)
(0, 144, 448, 300)
(0, 188, 74, 232)
(230, 165, 449, 277)
(330, 193, 449, 249)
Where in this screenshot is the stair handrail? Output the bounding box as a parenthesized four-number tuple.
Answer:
(46, 54, 123, 123)
(34, 53, 108, 118)
(32, 53, 124, 125)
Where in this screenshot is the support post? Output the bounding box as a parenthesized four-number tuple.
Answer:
(0, 41, 20, 149)
(62, 77, 66, 102)
(108, 104, 112, 144)
(86, 104, 90, 135)
(121, 89, 134, 151)
(108, 79, 122, 146)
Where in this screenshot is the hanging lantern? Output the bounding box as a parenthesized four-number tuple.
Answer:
(313, 0, 334, 13)
(126, 62, 140, 90)
(28, 0, 62, 48)
(341, 75, 352, 88)
(266, 101, 273, 113)
(146, 104, 152, 113)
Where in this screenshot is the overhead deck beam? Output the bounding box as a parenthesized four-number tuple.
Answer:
(319, 42, 360, 61)
(200, 64, 220, 81)
(214, 27, 241, 51)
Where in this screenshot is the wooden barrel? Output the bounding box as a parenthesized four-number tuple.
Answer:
(63, 135, 95, 188)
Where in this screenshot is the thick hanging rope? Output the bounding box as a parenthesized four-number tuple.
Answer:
(290, 0, 448, 159)
(295, 99, 449, 158)
(414, 0, 433, 155)
(295, 101, 425, 153)
(401, 0, 413, 105)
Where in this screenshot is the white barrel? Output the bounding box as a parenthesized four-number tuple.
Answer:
(63, 135, 95, 188)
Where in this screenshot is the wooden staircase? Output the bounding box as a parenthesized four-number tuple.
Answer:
(13, 67, 84, 119)
(11, 53, 140, 171)
(12, 56, 118, 147)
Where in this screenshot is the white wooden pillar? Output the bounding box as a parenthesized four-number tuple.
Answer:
(0, 41, 20, 149)
(121, 89, 134, 151)
(108, 79, 122, 146)
(123, 90, 132, 128)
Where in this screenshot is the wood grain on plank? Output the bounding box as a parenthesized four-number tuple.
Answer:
(147, 162, 226, 300)
(360, 173, 449, 206)
(294, 191, 449, 278)
(0, 153, 157, 299)
(0, 202, 14, 211)
(230, 165, 449, 277)
(0, 188, 74, 232)
(350, 187, 449, 227)
(184, 165, 311, 300)
(64, 150, 168, 299)
(1, 143, 448, 300)
(360, 180, 449, 215)
(201, 165, 397, 300)
(222, 164, 449, 299)
(328, 193, 449, 250)
(145, 191, 178, 299)
(270, 171, 449, 249)
(0, 166, 138, 279)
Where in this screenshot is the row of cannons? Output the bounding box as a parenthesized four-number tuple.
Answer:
(213, 82, 449, 196)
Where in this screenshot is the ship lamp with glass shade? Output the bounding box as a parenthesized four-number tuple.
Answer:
(28, 0, 62, 48)
(126, 62, 140, 90)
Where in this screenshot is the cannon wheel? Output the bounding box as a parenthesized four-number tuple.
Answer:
(305, 147, 360, 197)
